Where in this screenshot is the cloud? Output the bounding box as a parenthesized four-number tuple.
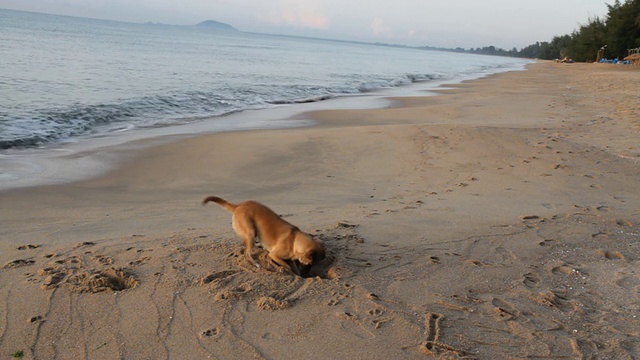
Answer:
(257, 0, 329, 29)
(371, 17, 393, 37)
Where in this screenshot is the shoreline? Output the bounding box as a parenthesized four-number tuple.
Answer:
(1, 61, 639, 359)
(0, 65, 526, 192)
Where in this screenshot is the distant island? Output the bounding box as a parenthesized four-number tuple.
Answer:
(144, 20, 238, 32)
(196, 20, 238, 32)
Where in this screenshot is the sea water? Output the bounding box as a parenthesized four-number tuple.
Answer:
(0, 8, 530, 188)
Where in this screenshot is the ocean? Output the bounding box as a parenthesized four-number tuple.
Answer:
(0, 8, 529, 188)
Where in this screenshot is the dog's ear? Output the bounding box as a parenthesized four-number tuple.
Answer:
(299, 251, 314, 265)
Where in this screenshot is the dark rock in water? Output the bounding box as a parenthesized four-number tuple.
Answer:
(196, 20, 238, 32)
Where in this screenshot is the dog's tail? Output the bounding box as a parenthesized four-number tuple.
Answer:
(202, 196, 238, 212)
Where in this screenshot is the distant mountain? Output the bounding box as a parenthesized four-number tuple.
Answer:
(195, 20, 238, 32)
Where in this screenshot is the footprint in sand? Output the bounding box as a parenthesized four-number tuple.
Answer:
(335, 311, 357, 321)
(591, 232, 608, 240)
(425, 312, 443, 342)
(372, 318, 390, 329)
(549, 291, 578, 312)
(552, 265, 575, 275)
(128, 256, 152, 267)
(616, 219, 634, 227)
(200, 328, 220, 338)
(606, 251, 625, 260)
(596, 249, 625, 260)
(54, 256, 80, 265)
(17, 244, 40, 250)
(419, 312, 467, 357)
(495, 246, 517, 264)
(256, 297, 289, 311)
(3, 259, 36, 269)
(538, 239, 556, 247)
(199, 270, 237, 285)
(491, 298, 519, 320)
(27, 315, 44, 324)
(520, 215, 541, 221)
(74, 242, 96, 248)
(468, 260, 491, 267)
(336, 222, 359, 229)
(213, 283, 252, 301)
(451, 294, 483, 304)
(94, 255, 114, 265)
(523, 273, 541, 289)
(615, 276, 640, 290)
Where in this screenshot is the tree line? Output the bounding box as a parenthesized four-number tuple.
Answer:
(451, 0, 640, 62)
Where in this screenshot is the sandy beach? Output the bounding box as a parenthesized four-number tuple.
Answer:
(1, 61, 639, 359)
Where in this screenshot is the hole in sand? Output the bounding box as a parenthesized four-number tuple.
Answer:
(68, 268, 138, 293)
(294, 256, 337, 279)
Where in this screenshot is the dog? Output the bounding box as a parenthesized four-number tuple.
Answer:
(203, 196, 325, 275)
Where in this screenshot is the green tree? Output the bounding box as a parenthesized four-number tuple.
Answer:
(550, 35, 573, 59)
(437, 0, 640, 62)
(519, 42, 545, 59)
(567, 17, 607, 62)
(605, 0, 640, 58)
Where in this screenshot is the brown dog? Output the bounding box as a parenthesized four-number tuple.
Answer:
(203, 196, 325, 275)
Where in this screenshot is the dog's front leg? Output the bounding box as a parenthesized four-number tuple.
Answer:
(268, 253, 299, 275)
(289, 260, 301, 276)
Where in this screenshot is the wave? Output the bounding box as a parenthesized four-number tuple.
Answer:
(268, 95, 334, 105)
(0, 93, 238, 149)
(1, 72, 443, 149)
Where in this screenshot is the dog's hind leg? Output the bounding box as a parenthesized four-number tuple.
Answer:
(232, 215, 261, 268)
(243, 235, 260, 268)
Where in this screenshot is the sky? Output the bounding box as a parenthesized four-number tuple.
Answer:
(0, 0, 610, 49)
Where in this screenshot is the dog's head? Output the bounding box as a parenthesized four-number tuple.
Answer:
(298, 238, 326, 266)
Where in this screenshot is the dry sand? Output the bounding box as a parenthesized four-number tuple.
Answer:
(1, 61, 639, 359)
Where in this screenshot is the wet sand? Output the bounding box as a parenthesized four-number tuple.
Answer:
(1, 61, 639, 359)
